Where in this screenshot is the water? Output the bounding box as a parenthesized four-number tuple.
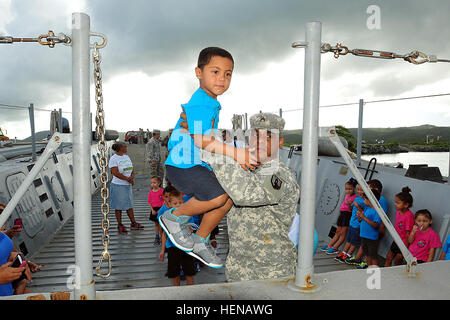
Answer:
(362, 152, 449, 177)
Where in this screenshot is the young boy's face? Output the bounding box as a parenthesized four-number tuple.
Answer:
(167, 196, 184, 209)
(195, 56, 233, 99)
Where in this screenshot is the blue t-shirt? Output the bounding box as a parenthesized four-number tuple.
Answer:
(349, 197, 366, 229)
(379, 196, 389, 213)
(157, 195, 199, 249)
(165, 88, 221, 170)
(443, 235, 450, 261)
(360, 207, 382, 240)
(0, 232, 14, 296)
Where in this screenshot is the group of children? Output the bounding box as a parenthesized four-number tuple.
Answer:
(320, 178, 450, 268)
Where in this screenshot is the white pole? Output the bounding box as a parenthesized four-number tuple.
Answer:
(72, 12, 96, 300)
(295, 21, 322, 289)
(356, 99, 364, 166)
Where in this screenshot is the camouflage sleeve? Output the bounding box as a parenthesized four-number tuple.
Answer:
(201, 151, 282, 206)
(147, 140, 157, 162)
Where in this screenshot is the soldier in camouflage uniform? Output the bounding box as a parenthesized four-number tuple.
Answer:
(200, 113, 300, 282)
(146, 129, 164, 180)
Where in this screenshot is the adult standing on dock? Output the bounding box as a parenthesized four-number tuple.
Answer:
(109, 141, 143, 234)
(146, 129, 164, 181)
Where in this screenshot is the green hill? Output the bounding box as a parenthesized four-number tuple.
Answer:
(283, 125, 450, 146)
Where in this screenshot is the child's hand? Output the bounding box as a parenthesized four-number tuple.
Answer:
(412, 224, 419, 233)
(235, 148, 259, 171)
(356, 210, 363, 221)
(158, 251, 165, 261)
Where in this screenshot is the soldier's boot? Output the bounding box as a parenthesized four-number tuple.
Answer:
(186, 233, 223, 269)
(158, 208, 194, 252)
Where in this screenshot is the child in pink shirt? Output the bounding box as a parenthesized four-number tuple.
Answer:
(320, 178, 357, 255)
(148, 176, 164, 245)
(385, 186, 415, 267)
(408, 209, 442, 263)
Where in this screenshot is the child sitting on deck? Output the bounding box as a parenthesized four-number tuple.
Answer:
(357, 189, 383, 268)
(320, 178, 357, 255)
(408, 209, 441, 263)
(335, 184, 366, 263)
(384, 187, 415, 267)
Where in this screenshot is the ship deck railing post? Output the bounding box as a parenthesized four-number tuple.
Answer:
(72, 12, 96, 300)
(356, 99, 364, 166)
(58, 107, 64, 154)
(28, 103, 36, 162)
(288, 21, 322, 291)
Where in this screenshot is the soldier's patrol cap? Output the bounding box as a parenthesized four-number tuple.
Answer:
(153, 129, 160, 134)
(250, 113, 285, 133)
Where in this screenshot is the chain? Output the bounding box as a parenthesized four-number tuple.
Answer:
(320, 43, 449, 64)
(93, 44, 112, 279)
(0, 30, 71, 47)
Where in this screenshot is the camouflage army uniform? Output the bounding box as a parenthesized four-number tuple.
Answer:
(200, 113, 300, 282)
(146, 136, 164, 179)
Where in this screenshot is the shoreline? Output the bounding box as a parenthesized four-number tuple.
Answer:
(361, 144, 449, 155)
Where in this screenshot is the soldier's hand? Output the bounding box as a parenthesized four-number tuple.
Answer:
(235, 147, 259, 171)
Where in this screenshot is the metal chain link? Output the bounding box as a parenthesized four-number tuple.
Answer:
(93, 44, 112, 279)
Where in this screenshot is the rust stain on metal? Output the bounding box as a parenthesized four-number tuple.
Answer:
(301, 275, 317, 291)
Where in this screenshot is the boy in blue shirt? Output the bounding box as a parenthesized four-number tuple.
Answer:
(440, 234, 450, 261)
(160, 47, 258, 268)
(357, 188, 383, 268)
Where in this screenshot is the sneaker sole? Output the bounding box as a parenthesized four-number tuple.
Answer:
(326, 251, 339, 255)
(158, 215, 193, 252)
(186, 250, 223, 269)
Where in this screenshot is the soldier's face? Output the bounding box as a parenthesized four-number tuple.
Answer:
(249, 129, 283, 163)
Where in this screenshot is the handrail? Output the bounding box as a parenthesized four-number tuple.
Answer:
(321, 126, 418, 276)
(0, 133, 72, 229)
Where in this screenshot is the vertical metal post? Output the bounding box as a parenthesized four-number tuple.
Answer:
(59, 108, 64, 153)
(279, 108, 283, 118)
(448, 147, 450, 185)
(72, 12, 95, 300)
(295, 21, 322, 290)
(28, 103, 36, 162)
(356, 99, 364, 165)
(90, 112, 93, 143)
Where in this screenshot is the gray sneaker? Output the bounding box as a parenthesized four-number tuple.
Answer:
(158, 209, 194, 252)
(187, 234, 223, 268)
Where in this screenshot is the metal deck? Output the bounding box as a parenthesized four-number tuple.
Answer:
(28, 175, 228, 293)
(27, 177, 356, 294)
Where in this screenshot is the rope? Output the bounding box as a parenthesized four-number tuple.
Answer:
(0, 103, 72, 114)
(280, 92, 450, 113)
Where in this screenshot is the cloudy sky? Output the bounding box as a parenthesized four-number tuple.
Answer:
(1, 0, 449, 139)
